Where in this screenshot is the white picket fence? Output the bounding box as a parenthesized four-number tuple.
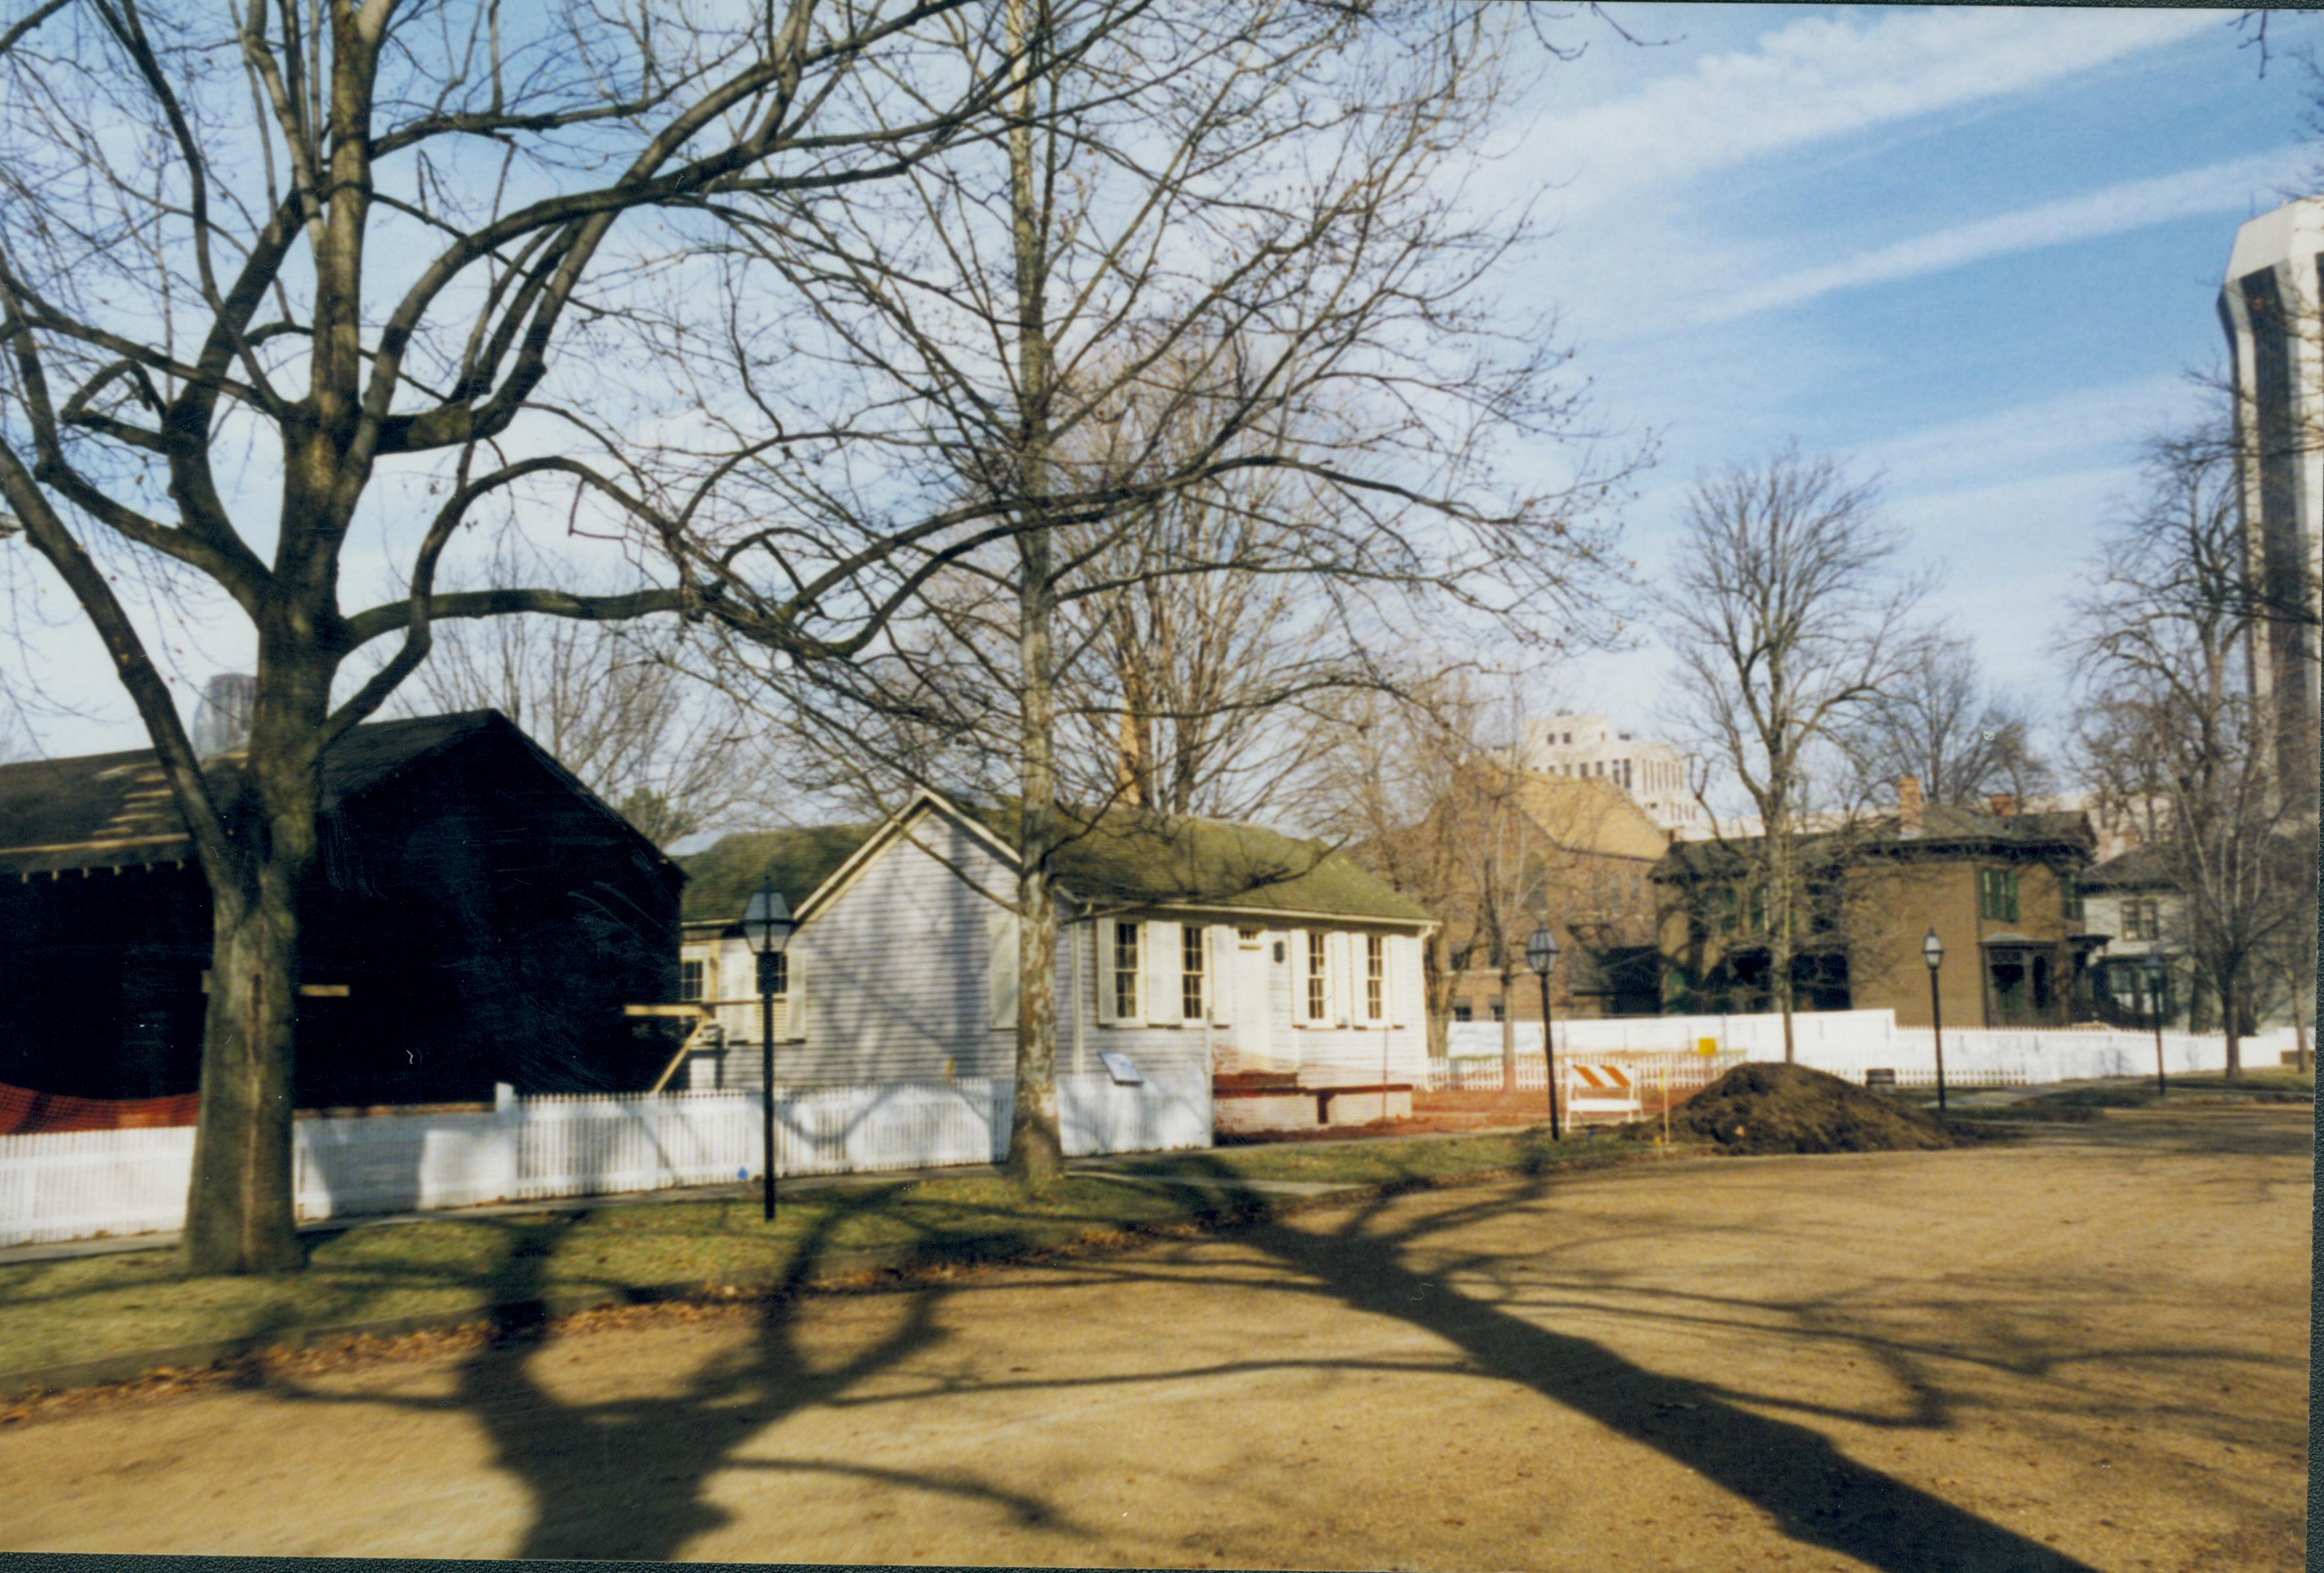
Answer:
(0, 1071, 1210, 1250)
(1439, 1015, 2302, 1090)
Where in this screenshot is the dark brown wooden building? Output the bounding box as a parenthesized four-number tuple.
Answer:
(0, 711, 683, 1106)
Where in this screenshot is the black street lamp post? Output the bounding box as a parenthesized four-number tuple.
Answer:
(1525, 925, 1561, 1141)
(742, 877, 797, 1222)
(2143, 949, 2168, 1099)
(1923, 929, 1947, 1113)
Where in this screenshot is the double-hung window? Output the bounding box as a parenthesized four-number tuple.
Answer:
(1112, 921, 1142, 1021)
(1364, 934, 1386, 1024)
(1978, 868, 2020, 922)
(1181, 924, 1207, 1021)
(679, 957, 707, 1003)
(1304, 931, 1329, 1024)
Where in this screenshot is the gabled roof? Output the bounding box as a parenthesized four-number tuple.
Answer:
(0, 709, 664, 879)
(682, 789, 1433, 928)
(677, 823, 880, 924)
(1509, 773, 1671, 862)
(1033, 802, 1432, 924)
(1654, 803, 2095, 881)
(2078, 845, 2174, 892)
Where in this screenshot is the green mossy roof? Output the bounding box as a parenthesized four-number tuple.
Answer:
(681, 797, 1432, 926)
(1030, 806, 1431, 923)
(677, 823, 879, 924)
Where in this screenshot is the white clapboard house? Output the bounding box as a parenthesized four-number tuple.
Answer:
(676, 789, 1437, 1143)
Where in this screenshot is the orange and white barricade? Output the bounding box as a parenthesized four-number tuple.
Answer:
(1564, 1061, 1643, 1123)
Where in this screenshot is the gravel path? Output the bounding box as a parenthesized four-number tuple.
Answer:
(0, 1107, 2305, 1571)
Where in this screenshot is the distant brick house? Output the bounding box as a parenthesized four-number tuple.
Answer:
(1653, 783, 2106, 1028)
(1429, 773, 1670, 1023)
(2076, 846, 2187, 1029)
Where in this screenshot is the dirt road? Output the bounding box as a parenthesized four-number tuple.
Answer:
(0, 1108, 2306, 1571)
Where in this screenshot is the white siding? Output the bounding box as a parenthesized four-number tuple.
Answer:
(1281, 929, 1430, 1088)
(777, 814, 1023, 1086)
(1123, 921, 1430, 1090)
(1071, 912, 1217, 1088)
(686, 813, 1428, 1104)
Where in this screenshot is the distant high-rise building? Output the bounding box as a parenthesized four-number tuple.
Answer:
(192, 672, 256, 757)
(1515, 714, 1700, 833)
(2221, 198, 2324, 800)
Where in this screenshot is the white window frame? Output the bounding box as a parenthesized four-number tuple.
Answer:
(1300, 930, 1330, 1026)
(1364, 934, 1387, 1025)
(1180, 923, 1208, 1023)
(1103, 919, 1144, 1026)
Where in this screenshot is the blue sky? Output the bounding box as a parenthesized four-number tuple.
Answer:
(6, 5, 2314, 767)
(1490, 5, 2311, 743)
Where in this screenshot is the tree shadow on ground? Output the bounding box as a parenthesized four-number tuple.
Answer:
(1133, 1154, 2105, 1573)
(249, 1184, 1135, 1560)
(230, 1125, 2296, 1568)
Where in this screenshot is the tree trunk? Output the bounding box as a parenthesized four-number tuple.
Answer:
(181, 644, 333, 1275)
(1006, 521, 1065, 1191)
(182, 879, 305, 1275)
(181, 717, 326, 1278)
(1499, 959, 1518, 1092)
(1423, 931, 1451, 1064)
(2221, 976, 2242, 1081)
(1771, 838, 1797, 1065)
(1000, 0, 1064, 1192)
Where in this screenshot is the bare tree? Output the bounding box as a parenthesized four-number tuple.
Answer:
(1300, 674, 1526, 1072)
(2067, 425, 2317, 1077)
(1053, 344, 1370, 823)
(1660, 449, 1924, 1061)
(0, 0, 1151, 1273)
(1837, 635, 2051, 808)
(401, 614, 765, 847)
(687, 3, 1632, 1185)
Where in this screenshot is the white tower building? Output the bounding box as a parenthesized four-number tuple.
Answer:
(2221, 198, 2324, 798)
(1515, 714, 1700, 833)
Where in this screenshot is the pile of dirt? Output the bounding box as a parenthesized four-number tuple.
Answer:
(1670, 1062, 1973, 1156)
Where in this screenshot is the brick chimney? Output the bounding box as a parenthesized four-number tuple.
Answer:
(1896, 775, 1923, 836)
(1989, 792, 2016, 818)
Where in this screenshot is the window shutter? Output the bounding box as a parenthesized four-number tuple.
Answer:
(1331, 932, 1353, 1026)
(1097, 921, 1121, 1026)
(1389, 935, 1407, 1027)
(1147, 919, 1181, 1024)
(782, 951, 805, 1042)
(987, 907, 1020, 1030)
(1209, 926, 1236, 1024)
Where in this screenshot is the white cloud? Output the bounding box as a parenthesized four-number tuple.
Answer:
(1697, 146, 2315, 324)
(1523, 7, 2222, 211)
(1860, 374, 2203, 493)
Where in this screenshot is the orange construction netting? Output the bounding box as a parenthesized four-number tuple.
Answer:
(0, 1083, 200, 1135)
